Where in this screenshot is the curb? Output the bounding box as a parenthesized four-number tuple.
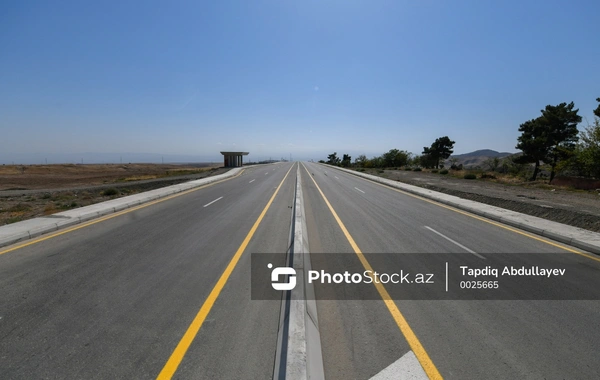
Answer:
(323, 165, 600, 254)
(0, 167, 246, 248)
(285, 167, 325, 379)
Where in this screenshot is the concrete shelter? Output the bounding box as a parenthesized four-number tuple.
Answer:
(220, 151, 249, 167)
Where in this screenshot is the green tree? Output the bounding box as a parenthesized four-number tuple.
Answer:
(354, 154, 367, 168)
(327, 152, 340, 165)
(515, 118, 547, 181)
(423, 136, 455, 169)
(515, 102, 581, 182)
(540, 102, 581, 183)
(594, 98, 600, 118)
(341, 154, 352, 167)
(382, 149, 410, 168)
(575, 118, 600, 178)
(368, 155, 384, 168)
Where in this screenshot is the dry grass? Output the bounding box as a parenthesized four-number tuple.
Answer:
(0, 163, 220, 191)
(122, 175, 159, 181)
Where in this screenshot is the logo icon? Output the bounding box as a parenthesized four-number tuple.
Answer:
(268, 263, 297, 290)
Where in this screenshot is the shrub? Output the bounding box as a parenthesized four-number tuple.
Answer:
(413, 168, 422, 172)
(378, 170, 384, 174)
(431, 169, 439, 173)
(440, 169, 449, 175)
(102, 188, 118, 196)
(464, 174, 477, 179)
(404, 168, 412, 171)
(480, 173, 497, 179)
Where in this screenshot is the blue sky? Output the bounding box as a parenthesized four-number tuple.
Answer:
(1, 0, 599, 163)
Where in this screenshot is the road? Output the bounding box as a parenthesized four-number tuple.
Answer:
(1, 161, 599, 379)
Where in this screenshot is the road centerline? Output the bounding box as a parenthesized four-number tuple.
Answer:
(249, 179, 255, 183)
(424, 226, 485, 259)
(156, 163, 296, 380)
(203, 197, 223, 208)
(354, 187, 365, 193)
(301, 163, 443, 380)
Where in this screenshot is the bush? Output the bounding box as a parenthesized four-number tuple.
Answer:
(102, 188, 118, 196)
(413, 167, 422, 172)
(480, 173, 497, 179)
(431, 169, 439, 173)
(404, 168, 412, 171)
(378, 170, 384, 173)
(464, 174, 477, 180)
(440, 169, 449, 174)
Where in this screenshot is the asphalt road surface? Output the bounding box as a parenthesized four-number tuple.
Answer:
(1, 161, 599, 379)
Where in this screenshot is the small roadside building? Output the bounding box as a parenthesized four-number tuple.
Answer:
(220, 151, 249, 167)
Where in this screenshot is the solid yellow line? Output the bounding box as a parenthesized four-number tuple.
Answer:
(301, 163, 443, 380)
(156, 163, 295, 380)
(0, 170, 246, 256)
(343, 170, 600, 263)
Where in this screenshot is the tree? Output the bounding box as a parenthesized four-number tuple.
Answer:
(327, 152, 340, 166)
(515, 102, 581, 182)
(515, 118, 548, 181)
(382, 149, 410, 168)
(540, 102, 581, 183)
(367, 155, 384, 168)
(575, 118, 600, 178)
(594, 98, 600, 119)
(341, 154, 352, 167)
(354, 154, 367, 168)
(423, 136, 455, 169)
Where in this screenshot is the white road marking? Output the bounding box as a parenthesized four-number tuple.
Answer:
(203, 197, 223, 208)
(249, 179, 255, 183)
(424, 226, 485, 259)
(354, 187, 365, 193)
(265, 172, 268, 175)
(335, 176, 339, 179)
(370, 350, 428, 380)
(446, 262, 448, 292)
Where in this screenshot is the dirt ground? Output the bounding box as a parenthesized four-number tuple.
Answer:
(0, 163, 229, 225)
(361, 168, 600, 233)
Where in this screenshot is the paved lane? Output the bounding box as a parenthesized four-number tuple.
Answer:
(0, 163, 295, 379)
(301, 162, 600, 380)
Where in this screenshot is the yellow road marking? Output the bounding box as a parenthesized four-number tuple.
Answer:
(0, 170, 246, 256)
(301, 163, 443, 380)
(157, 163, 295, 379)
(333, 167, 600, 263)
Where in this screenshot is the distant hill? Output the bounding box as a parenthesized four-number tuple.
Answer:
(445, 149, 516, 168)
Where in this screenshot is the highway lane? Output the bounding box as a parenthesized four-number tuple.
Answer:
(0, 162, 295, 379)
(301, 162, 600, 379)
